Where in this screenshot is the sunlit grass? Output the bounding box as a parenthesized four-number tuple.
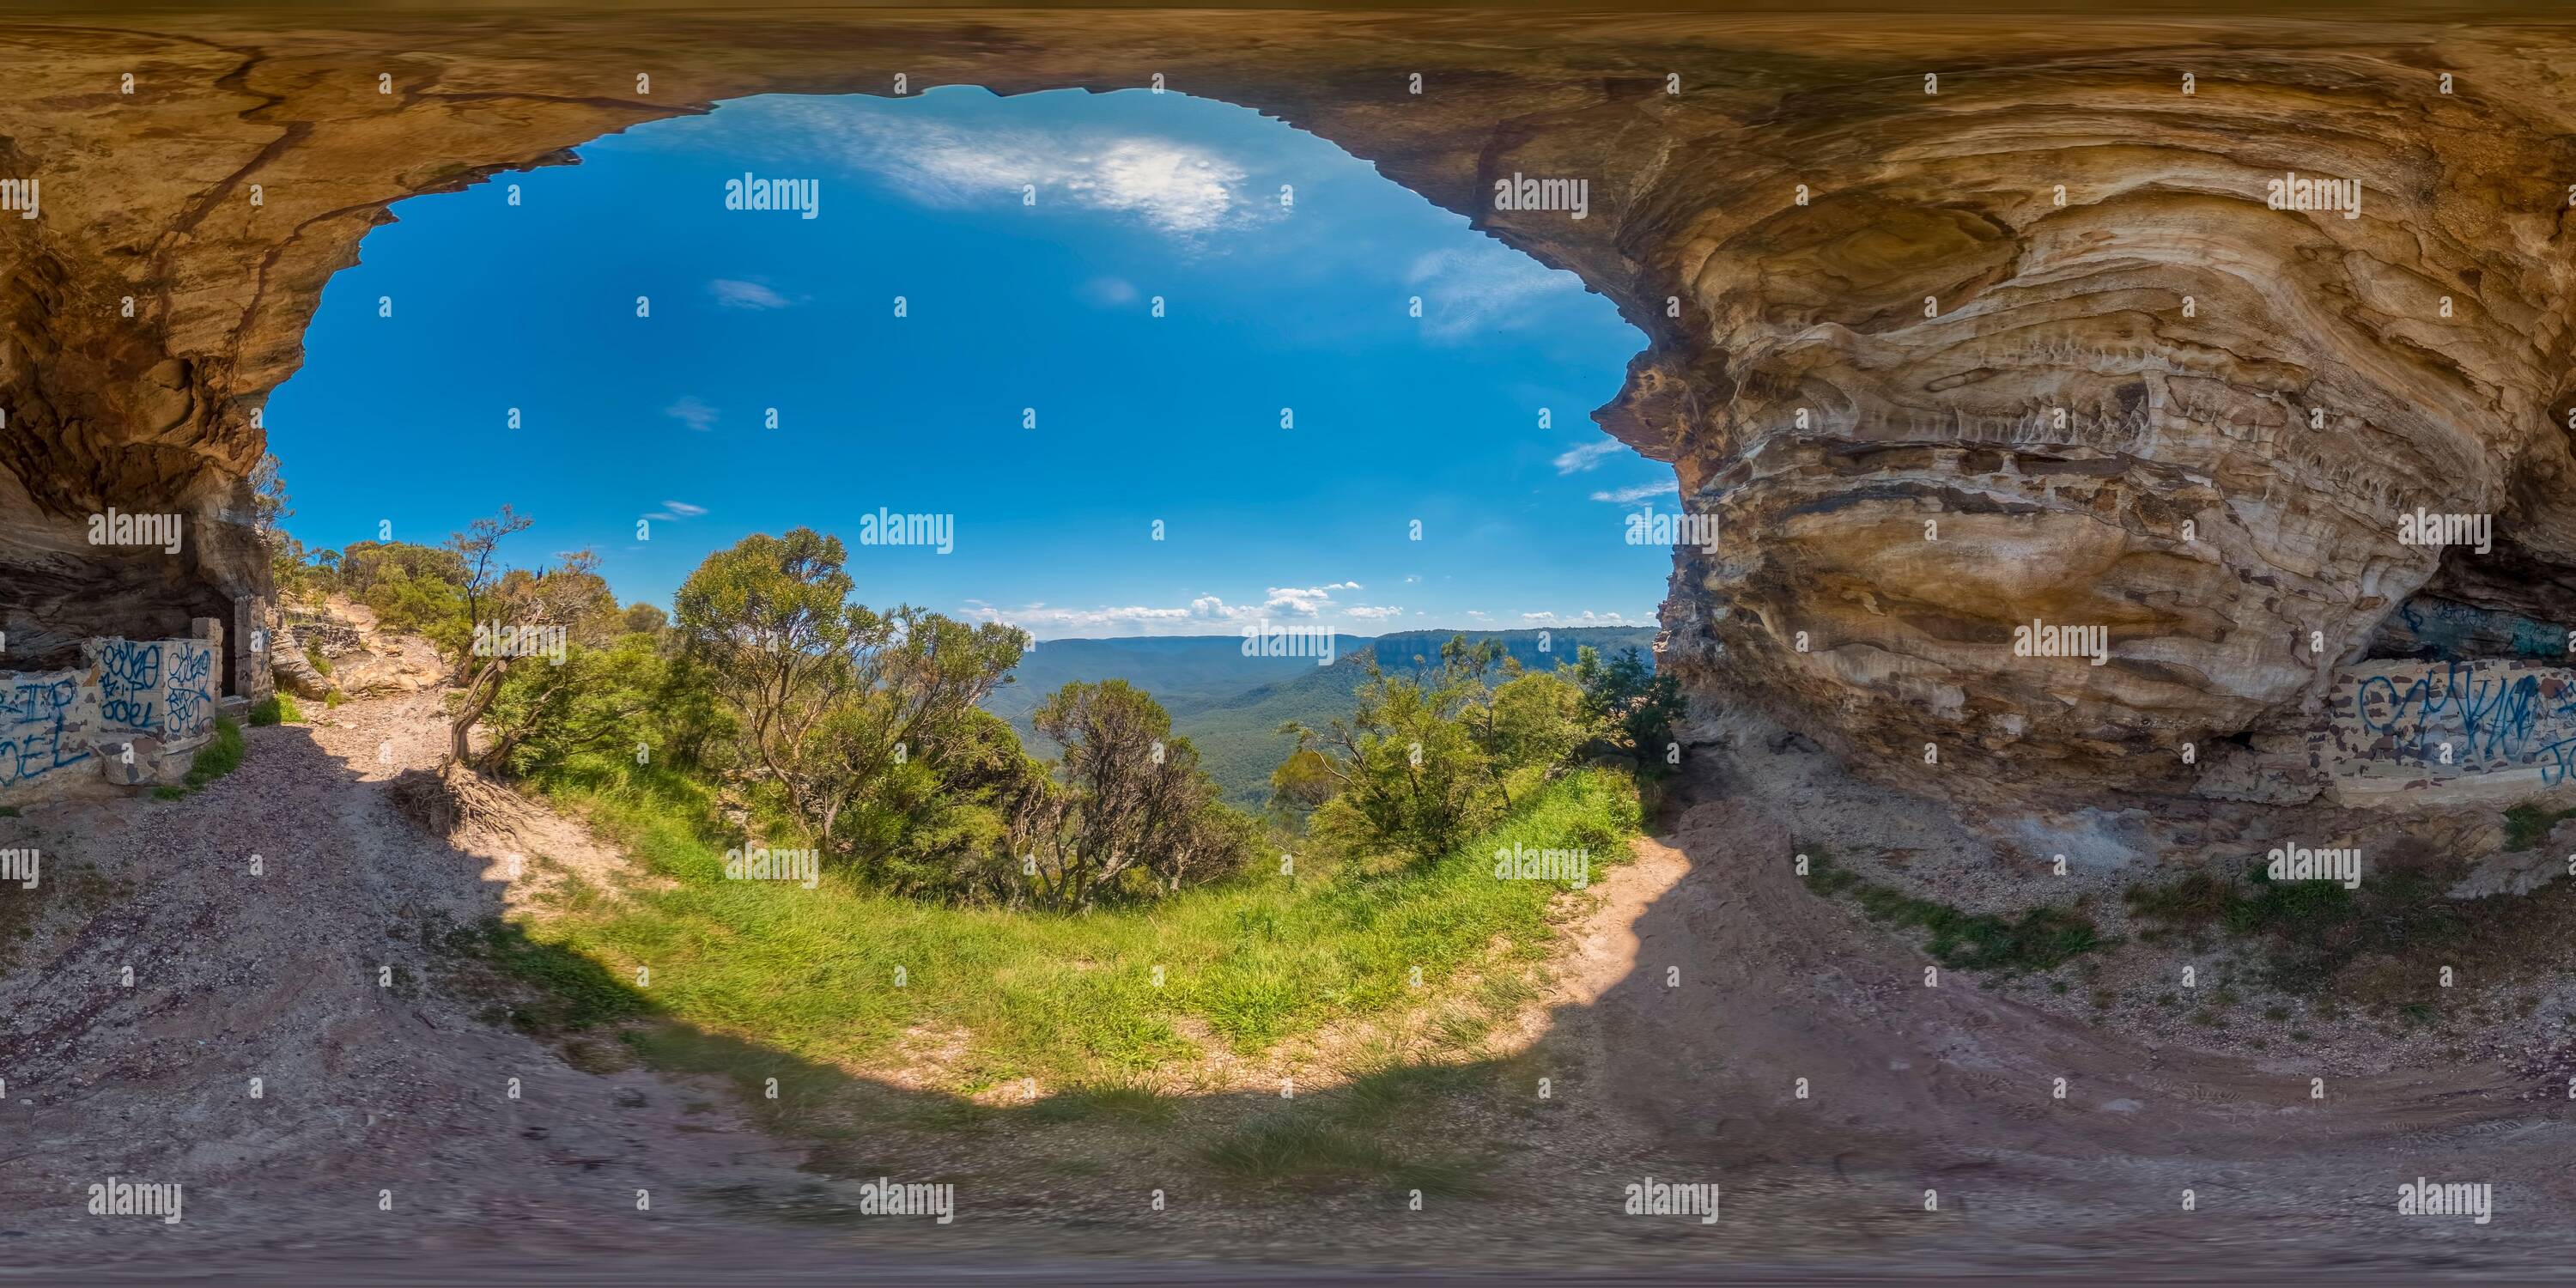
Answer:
(497, 756, 1638, 1091)
(154, 716, 245, 800)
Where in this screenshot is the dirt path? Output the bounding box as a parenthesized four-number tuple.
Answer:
(1558, 749, 2576, 1268)
(0, 690, 843, 1270)
(8, 685, 2573, 1279)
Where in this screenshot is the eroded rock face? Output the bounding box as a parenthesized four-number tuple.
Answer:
(1640, 49, 2576, 800)
(8, 9, 2576, 801)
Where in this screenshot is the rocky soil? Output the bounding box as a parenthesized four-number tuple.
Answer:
(14, 9, 2576, 804)
(0, 680, 2567, 1280)
(0, 685, 829, 1273)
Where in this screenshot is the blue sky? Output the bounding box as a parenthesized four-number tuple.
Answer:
(266, 88, 1674, 639)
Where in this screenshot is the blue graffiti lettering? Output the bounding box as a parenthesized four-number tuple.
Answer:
(0, 675, 93, 786)
(161, 642, 213, 738)
(96, 639, 167, 735)
(2357, 661, 2576, 772)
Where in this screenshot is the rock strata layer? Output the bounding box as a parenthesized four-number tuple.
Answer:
(7, 9, 2576, 799)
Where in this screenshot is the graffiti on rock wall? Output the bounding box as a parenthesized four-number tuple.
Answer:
(2346, 660, 2576, 787)
(166, 641, 212, 738)
(0, 671, 92, 786)
(0, 637, 220, 794)
(97, 637, 164, 733)
(92, 638, 216, 742)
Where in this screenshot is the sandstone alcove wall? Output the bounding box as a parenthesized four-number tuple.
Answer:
(7, 7, 2576, 805)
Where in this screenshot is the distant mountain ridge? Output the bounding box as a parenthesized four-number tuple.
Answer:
(987, 627, 1659, 806)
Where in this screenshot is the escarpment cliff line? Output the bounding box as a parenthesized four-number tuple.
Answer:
(6, 9, 2575, 801)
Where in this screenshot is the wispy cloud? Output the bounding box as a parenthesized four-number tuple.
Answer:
(1520, 610, 1646, 626)
(1589, 479, 1678, 504)
(1553, 440, 1624, 474)
(709, 278, 790, 309)
(1406, 245, 1583, 342)
(963, 598, 1224, 638)
(1261, 582, 1362, 617)
(640, 500, 709, 524)
(665, 397, 719, 432)
(962, 581, 1399, 638)
(762, 102, 1263, 239)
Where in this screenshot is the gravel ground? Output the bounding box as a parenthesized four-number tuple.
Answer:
(3, 686, 2571, 1280)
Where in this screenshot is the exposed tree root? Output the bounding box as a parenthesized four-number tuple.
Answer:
(390, 761, 538, 843)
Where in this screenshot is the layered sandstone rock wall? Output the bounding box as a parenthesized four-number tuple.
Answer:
(6, 8, 2576, 804)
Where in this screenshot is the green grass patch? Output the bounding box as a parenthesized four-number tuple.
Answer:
(307, 650, 332, 677)
(1027, 1077, 1181, 1127)
(2125, 858, 2473, 996)
(248, 695, 301, 726)
(1205, 1109, 1395, 1182)
(1801, 851, 2101, 972)
(441, 916, 653, 1035)
(154, 717, 245, 800)
(483, 756, 1639, 1093)
(1200, 1084, 1490, 1197)
(2502, 802, 2576, 852)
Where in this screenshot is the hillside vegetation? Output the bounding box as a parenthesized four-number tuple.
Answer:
(489, 759, 1643, 1091)
(264, 510, 1687, 1122)
(994, 628, 1660, 806)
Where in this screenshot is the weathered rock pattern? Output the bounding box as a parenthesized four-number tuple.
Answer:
(7, 8, 2576, 802)
(269, 623, 334, 701)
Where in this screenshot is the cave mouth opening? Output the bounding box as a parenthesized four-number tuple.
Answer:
(250, 84, 1668, 802)
(2364, 536, 2576, 665)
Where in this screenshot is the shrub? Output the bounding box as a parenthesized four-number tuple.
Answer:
(2502, 802, 2576, 852)
(2125, 857, 2474, 994)
(2121, 870, 2235, 926)
(1571, 644, 1685, 773)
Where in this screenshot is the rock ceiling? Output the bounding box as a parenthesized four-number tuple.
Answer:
(7, 8, 2574, 795)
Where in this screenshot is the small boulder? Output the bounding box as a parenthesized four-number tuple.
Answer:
(94, 737, 167, 787)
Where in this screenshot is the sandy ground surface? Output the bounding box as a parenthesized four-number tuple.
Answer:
(3, 685, 2572, 1282)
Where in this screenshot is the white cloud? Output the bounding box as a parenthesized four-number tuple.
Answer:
(1406, 245, 1584, 341)
(1519, 610, 1644, 626)
(779, 106, 1262, 238)
(709, 279, 789, 309)
(1261, 582, 1362, 617)
(661, 501, 707, 518)
(963, 584, 1394, 638)
(997, 604, 1194, 630)
(1553, 440, 1624, 474)
(963, 596, 1231, 638)
(1589, 479, 1678, 504)
(665, 397, 719, 432)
